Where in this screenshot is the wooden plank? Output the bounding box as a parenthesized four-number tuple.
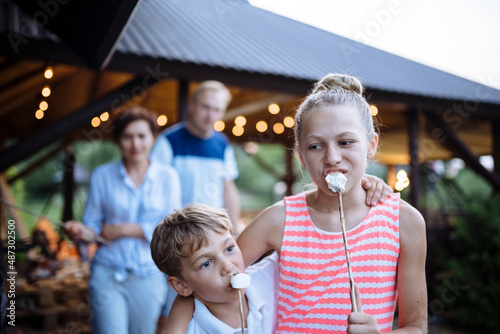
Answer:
(408, 108, 420, 209)
(494, 118, 500, 175)
(422, 109, 500, 191)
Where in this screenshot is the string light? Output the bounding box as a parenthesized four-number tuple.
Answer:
(369, 105, 379, 116)
(100, 112, 110, 122)
(234, 116, 247, 127)
(157, 115, 167, 126)
(395, 169, 410, 191)
(41, 85, 51, 97)
(37, 66, 53, 120)
(214, 120, 225, 132)
(268, 103, 280, 115)
(283, 116, 295, 128)
(44, 66, 53, 79)
(273, 122, 285, 134)
(39, 101, 48, 111)
(91, 117, 101, 128)
(232, 125, 244, 136)
(256, 121, 268, 132)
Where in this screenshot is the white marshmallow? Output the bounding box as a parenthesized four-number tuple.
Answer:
(230, 273, 251, 289)
(325, 172, 348, 193)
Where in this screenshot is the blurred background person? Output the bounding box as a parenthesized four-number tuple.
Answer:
(65, 107, 181, 334)
(151, 80, 244, 234)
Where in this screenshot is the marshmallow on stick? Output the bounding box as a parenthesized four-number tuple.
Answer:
(231, 273, 251, 289)
(325, 172, 357, 312)
(326, 171, 347, 193)
(231, 273, 251, 333)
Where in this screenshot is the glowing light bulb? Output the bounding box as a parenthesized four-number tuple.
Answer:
(232, 125, 244, 136)
(256, 121, 268, 132)
(39, 101, 48, 111)
(41, 85, 51, 97)
(273, 123, 284, 134)
(44, 67, 53, 79)
(268, 103, 280, 114)
(157, 115, 167, 126)
(91, 117, 101, 127)
(234, 116, 247, 127)
(100, 112, 110, 122)
(283, 116, 295, 128)
(214, 120, 225, 132)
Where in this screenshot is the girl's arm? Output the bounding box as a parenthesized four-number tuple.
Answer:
(237, 200, 286, 267)
(392, 200, 428, 333)
(161, 295, 194, 334)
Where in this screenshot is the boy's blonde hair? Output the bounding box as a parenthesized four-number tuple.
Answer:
(150, 204, 233, 278)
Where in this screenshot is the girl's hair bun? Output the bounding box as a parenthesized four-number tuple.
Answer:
(312, 73, 363, 96)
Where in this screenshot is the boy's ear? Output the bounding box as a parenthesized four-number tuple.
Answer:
(367, 134, 379, 159)
(168, 276, 193, 297)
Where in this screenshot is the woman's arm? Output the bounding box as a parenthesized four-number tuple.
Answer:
(237, 200, 286, 267)
(100, 224, 146, 241)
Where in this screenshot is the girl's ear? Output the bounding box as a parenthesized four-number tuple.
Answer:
(367, 134, 379, 159)
(296, 147, 306, 168)
(168, 276, 193, 297)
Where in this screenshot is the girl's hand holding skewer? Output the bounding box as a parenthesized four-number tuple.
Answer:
(347, 285, 381, 334)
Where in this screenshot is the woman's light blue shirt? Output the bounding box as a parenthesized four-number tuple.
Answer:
(83, 159, 181, 276)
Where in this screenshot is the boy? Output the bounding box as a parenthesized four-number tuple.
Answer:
(150, 204, 278, 333)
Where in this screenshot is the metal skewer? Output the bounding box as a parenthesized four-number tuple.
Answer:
(0, 199, 111, 246)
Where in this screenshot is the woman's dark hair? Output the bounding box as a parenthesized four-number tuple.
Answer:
(111, 107, 159, 142)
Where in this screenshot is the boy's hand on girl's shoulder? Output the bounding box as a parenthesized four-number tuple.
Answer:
(361, 174, 393, 206)
(347, 285, 381, 334)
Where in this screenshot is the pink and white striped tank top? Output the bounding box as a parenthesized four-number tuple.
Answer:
(276, 192, 400, 333)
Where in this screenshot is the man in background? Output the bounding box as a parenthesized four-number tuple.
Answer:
(151, 80, 243, 233)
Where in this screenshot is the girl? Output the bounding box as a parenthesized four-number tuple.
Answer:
(165, 73, 426, 334)
(65, 107, 181, 334)
(237, 73, 427, 333)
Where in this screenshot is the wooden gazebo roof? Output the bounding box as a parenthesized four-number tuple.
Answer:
(0, 0, 499, 191)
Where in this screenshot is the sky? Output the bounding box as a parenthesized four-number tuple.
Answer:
(249, 0, 500, 90)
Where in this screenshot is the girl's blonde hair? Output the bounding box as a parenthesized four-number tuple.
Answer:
(294, 73, 377, 148)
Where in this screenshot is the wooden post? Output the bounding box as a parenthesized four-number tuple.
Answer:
(493, 118, 500, 177)
(387, 164, 396, 190)
(408, 108, 420, 209)
(62, 146, 76, 222)
(422, 109, 500, 191)
(178, 79, 189, 121)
